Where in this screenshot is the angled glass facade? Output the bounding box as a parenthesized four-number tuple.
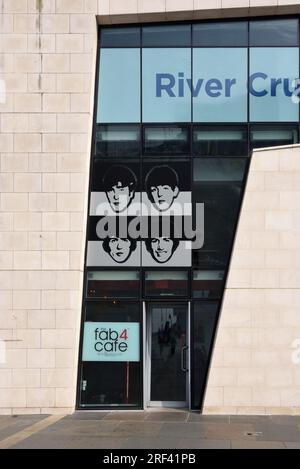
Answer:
(77, 18, 300, 410)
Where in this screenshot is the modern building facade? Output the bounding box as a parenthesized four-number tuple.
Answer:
(1, 0, 300, 415)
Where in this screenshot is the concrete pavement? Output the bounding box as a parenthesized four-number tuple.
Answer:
(0, 411, 300, 449)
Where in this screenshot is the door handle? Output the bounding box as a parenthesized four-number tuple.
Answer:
(181, 345, 188, 372)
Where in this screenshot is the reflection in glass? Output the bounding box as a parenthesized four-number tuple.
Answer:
(192, 158, 247, 268)
(144, 126, 189, 155)
(145, 271, 188, 297)
(86, 271, 140, 298)
(193, 21, 248, 47)
(95, 125, 140, 157)
(149, 303, 187, 402)
(193, 126, 248, 156)
(249, 19, 298, 47)
(193, 270, 224, 299)
(101, 27, 140, 47)
(191, 302, 218, 409)
(85, 301, 140, 322)
(250, 125, 298, 150)
(80, 362, 141, 407)
(143, 24, 191, 47)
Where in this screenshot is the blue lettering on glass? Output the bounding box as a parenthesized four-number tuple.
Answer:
(283, 78, 294, 97)
(248, 72, 268, 97)
(205, 79, 222, 98)
(186, 78, 203, 97)
(155, 72, 298, 98)
(156, 72, 238, 98)
(156, 73, 176, 97)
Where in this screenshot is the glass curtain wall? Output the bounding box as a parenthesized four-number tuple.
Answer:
(78, 18, 300, 411)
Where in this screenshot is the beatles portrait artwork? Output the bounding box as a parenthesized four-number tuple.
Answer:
(86, 160, 195, 267)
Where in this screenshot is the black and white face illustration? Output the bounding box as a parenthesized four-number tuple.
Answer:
(145, 237, 179, 264)
(145, 166, 179, 212)
(102, 237, 137, 264)
(102, 165, 137, 213)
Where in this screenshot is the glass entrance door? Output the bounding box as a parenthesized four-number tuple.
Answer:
(146, 303, 189, 408)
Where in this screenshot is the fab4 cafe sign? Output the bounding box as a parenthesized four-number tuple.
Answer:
(82, 322, 140, 362)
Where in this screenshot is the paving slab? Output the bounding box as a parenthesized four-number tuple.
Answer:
(145, 412, 188, 422)
(231, 440, 285, 449)
(204, 422, 256, 440)
(37, 419, 121, 437)
(188, 414, 230, 423)
(103, 411, 147, 421)
(229, 415, 271, 424)
(159, 422, 208, 438)
(12, 434, 125, 450)
(111, 421, 162, 437)
(0, 416, 48, 441)
(66, 412, 109, 420)
(178, 438, 231, 449)
(254, 424, 300, 443)
(121, 437, 180, 449)
(270, 416, 300, 425)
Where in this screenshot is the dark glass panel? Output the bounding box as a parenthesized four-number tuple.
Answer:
(95, 125, 140, 158)
(145, 271, 188, 297)
(86, 271, 140, 298)
(192, 270, 224, 299)
(192, 158, 247, 269)
(193, 21, 248, 47)
(250, 125, 298, 150)
(142, 24, 191, 47)
(149, 303, 187, 402)
(191, 301, 219, 409)
(85, 301, 140, 322)
(193, 126, 248, 156)
(100, 27, 140, 47)
(249, 19, 298, 47)
(79, 362, 141, 407)
(144, 126, 190, 156)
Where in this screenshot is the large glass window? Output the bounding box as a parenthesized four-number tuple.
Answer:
(80, 362, 141, 407)
(86, 271, 140, 298)
(144, 126, 190, 156)
(100, 27, 140, 47)
(193, 48, 248, 122)
(143, 24, 191, 47)
(192, 270, 224, 299)
(144, 271, 188, 297)
(95, 125, 140, 157)
(142, 48, 191, 122)
(250, 125, 299, 150)
(249, 47, 299, 122)
(79, 301, 142, 407)
(249, 19, 298, 47)
(191, 302, 219, 409)
(193, 158, 247, 268)
(193, 126, 248, 156)
(193, 21, 248, 47)
(97, 48, 140, 123)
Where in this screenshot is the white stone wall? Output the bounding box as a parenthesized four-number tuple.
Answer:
(1, 0, 300, 414)
(203, 145, 300, 415)
(0, 0, 97, 414)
